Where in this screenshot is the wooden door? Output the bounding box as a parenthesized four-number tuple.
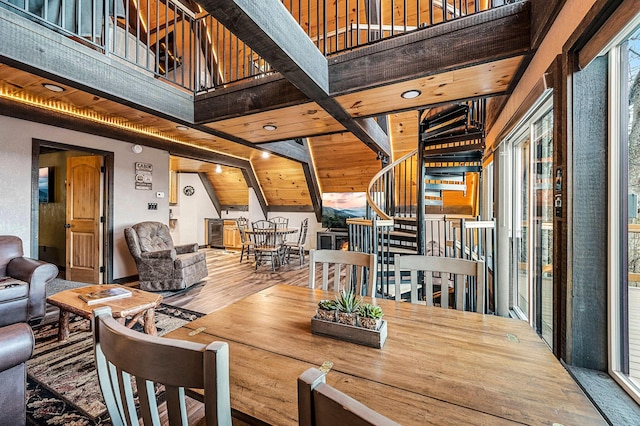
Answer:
(66, 155, 102, 283)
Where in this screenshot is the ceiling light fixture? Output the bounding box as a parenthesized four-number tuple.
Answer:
(262, 124, 277, 131)
(176, 125, 188, 130)
(215, 164, 222, 173)
(401, 89, 421, 99)
(262, 151, 270, 159)
(42, 83, 65, 92)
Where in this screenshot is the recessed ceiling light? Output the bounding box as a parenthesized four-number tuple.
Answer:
(263, 124, 277, 131)
(176, 125, 189, 131)
(42, 83, 65, 92)
(262, 151, 270, 158)
(215, 164, 222, 173)
(401, 89, 421, 99)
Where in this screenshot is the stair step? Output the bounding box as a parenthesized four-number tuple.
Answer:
(424, 198, 443, 206)
(425, 182, 467, 191)
(425, 165, 482, 174)
(423, 152, 483, 163)
(422, 130, 484, 146)
(425, 174, 464, 182)
(420, 104, 468, 128)
(421, 119, 468, 140)
(424, 189, 443, 197)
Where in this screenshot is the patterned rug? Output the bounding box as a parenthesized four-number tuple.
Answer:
(26, 304, 202, 425)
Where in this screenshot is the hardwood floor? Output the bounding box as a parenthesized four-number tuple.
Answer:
(162, 248, 311, 314)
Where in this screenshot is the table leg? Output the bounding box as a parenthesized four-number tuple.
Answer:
(58, 309, 70, 342)
(144, 308, 158, 336)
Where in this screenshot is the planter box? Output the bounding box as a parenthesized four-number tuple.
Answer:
(311, 317, 387, 348)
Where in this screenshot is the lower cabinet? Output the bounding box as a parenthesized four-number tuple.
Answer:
(223, 220, 242, 249)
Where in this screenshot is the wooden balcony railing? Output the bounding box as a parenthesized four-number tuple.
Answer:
(0, 0, 514, 93)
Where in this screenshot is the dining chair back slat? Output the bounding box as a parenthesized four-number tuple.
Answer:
(298, 368, 400, 426)
(393, 255, 485, 312)
(92, 306, 231, 426)
(309, 249, 376, 297)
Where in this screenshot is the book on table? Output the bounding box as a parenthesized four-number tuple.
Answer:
(79, 287, 132, 305)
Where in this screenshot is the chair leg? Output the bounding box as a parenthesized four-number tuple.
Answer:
(240, 246, 245, 263)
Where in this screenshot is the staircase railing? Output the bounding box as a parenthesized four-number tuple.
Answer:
(367, 149, 419, 221)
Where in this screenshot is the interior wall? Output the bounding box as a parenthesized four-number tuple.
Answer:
(0, 114, 170, 281)
(169, 172, 218, 245)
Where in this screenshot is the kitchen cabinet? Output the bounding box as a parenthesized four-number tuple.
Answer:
(223, 220, 241, 249)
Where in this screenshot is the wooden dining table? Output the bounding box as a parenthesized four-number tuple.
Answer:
(164, 284, 605, 425)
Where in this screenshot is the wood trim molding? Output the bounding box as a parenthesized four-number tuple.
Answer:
(578, 0, 640, 69)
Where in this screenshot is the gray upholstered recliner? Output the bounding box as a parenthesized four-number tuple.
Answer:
(0, 322, 34, 426)
(124, 221, 208, 292)
(0, 235, 59, 327)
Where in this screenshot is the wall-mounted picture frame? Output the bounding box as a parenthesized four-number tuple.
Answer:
(39, 166, 54, 203)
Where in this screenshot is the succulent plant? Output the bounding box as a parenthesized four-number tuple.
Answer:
(334, 289, 362, 313)
(318, 299, 337, 311)
(359, 303, 384, 319)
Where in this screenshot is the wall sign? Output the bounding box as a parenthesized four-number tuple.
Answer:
(183, 185, 195, 196)
(135, 162, 153, 190)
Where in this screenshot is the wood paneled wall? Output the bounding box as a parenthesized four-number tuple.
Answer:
(250, 154, 312, 206)
(309, 132, 380, 193)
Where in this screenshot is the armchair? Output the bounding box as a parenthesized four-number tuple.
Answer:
(0, 322, 35, 426)
(124, 221, 208, 292)
(0, 235, 58, 327)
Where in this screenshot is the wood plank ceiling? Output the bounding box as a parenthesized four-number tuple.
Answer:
(0, 0, 531, 213)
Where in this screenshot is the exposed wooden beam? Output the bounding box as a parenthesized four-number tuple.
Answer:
(197, 0, 390, 157)
(195, 75, 309, 122)
(301, 139, 323, 222)
(241, 168, 268, 218)
(259, 139, 310, 163)
(199, 172, 222, 216)
(329, 2, 531, 94)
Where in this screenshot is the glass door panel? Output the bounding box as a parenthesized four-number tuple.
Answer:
(533, 110, 554, 348)
(513, 135, 530, 320)
(625, 30, 640, 386)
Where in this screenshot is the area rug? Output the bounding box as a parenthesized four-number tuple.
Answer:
(26, 304, 203, 425)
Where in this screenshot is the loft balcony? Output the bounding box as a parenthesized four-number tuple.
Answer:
(0, 0, 520, 94)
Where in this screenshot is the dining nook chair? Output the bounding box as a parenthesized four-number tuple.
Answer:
(236, 217, 253, 263)
(298, 368, 400, 426)
(393, 254, 485, 312)
(250, 220, 281, 271)
(284, 218, 308, 265)
(92, 306, 232, 426)
(309, 249, 377, 297)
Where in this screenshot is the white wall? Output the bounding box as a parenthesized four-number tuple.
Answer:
(0, 115, 170, 280)
(169, 172, 218, 245)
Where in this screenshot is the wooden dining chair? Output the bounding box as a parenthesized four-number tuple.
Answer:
(309, 249, 377, 297)
(236, 217, 253, 263)
(284, 218, 308, 265)
(298, 368, 400, 426)
(393, 254, 485, 312)
(92, 306, 232, 426)
(250, 220, 280, 271)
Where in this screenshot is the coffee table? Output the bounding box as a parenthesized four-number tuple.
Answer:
(46, 284, 163, 342)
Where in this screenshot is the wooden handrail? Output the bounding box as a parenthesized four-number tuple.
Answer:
(366, 149, 418, 221)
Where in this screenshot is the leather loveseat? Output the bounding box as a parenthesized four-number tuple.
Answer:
(0, 235, 59, 327)
(0, 323, 34, 426)
(124, 221, 208, 291)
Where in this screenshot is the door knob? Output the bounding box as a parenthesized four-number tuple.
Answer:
(64, 224, 71, 228)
